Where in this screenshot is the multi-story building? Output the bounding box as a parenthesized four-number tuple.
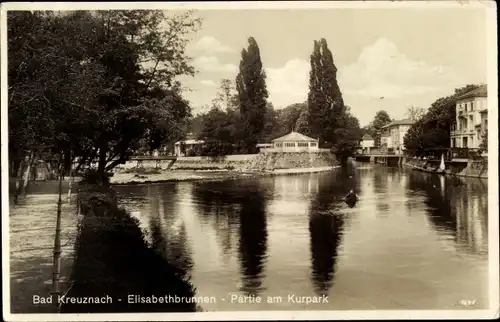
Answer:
(380, 119, 414, 154)
(360, 133, 375, 154)
(450, 84, 487, 150)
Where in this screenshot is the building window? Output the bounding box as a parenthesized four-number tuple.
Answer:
(310, 142, 317, 147)
(298, 142, 308, 147)
(276, 143, 283, 148)
(285, 142, 295, 147)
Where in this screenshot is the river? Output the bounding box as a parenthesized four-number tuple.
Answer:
(109, 165, 489, 311)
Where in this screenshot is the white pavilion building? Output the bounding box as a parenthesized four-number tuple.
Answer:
(258, 131, 319, 153)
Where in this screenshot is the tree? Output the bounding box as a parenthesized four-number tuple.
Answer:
(319, 38, 345, 146)
(307, 40, 324, 140)
(260, 103, 280, 143)
(405, 106, 426, 121)
(403, 119, 425, 156)
(307, 39, 345, 147)
(8, 11, 108, 191)
(295, 108, 312, 136)
(278, 102, 306, 134)
(367, 110, 392, 147)
(371, 110, 392, 129)
(332, 107, 363, 164)
(8, 10, 202, 182)
(188, 113, 205, 139)
(211, 78, 235, 111)
(197, 79, 242, 156)
(235, 37, 269, 154)
(403, 84, 481, 156)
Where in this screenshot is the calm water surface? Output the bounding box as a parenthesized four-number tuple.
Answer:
(114, 165, 489, 311)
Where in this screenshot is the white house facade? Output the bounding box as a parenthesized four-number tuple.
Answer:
(380, 119, 414, 154)
(174, 138, 205, 156)
(450, 84, 487, 150)
(360, 133, 375, 154)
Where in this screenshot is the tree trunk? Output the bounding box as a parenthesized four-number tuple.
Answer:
(11, 158, 22, 177)
(67, 157, 75, 202)
(97, 145, 108, 184)
(22, 150, 36, 191)
(13, 150, 34, 204)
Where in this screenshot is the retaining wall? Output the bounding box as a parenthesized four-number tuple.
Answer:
(171, 154, 257, 171)
(249, 151, 338, 172)
(116, 152, 339, 173)
(404, 158, 487, 179)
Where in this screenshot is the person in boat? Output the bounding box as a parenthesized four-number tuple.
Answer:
(345, 189, 359, 207)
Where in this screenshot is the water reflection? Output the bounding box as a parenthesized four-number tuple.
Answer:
(106, 166, 490, 311)
(191, 180, 270, 295)
(190, 183, 240, 257)
(238, 181, 268, 295)
(406, 171, 488, 256)
(373, 168, 390, 214)
(147, 185, 193, 281)
(308, 172, 350, 296)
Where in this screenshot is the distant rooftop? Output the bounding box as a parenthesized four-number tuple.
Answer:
(362, 133, 374, 140)
(456, 84, 487, 101)
(272, 131, 318, 142)
(174, 139, 204, 145)
(381, 118, 414, 129)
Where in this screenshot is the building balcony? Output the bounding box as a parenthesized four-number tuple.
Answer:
(451, 129, 475, 136)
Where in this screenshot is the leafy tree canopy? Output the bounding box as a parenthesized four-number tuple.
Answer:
(8, 10, 202, 178)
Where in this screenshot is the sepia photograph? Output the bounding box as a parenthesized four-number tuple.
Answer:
(1, 1, 498, 321)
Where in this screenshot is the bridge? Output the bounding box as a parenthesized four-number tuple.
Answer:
(128, 155, 177, 169)
(354, 153, 405, 166)
(41, 155, 178, 170)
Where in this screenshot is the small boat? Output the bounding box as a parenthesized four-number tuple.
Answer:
(345, 189, 359, 207)
(436, 154, 446, 174)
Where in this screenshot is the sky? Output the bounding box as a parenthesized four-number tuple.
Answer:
(173, 6, 489, 126)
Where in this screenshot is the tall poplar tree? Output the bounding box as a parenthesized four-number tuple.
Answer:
(307, 38, 345, 147)
(307, 40, 323, 140)
(320, 38, 345, 145)
(235, 37, 269, 153)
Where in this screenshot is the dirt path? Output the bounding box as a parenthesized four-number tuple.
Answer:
(9, 193, 79, 313)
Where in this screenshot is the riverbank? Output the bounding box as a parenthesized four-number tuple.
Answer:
(404, 158, 488, 179)
(110, 166, 340, 185)
(60, 180, 198, 313)
(111, 152, 340, 185)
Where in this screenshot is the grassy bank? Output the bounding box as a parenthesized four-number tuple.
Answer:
(110, 152, 340, 185)
(60, 178, 198, 313)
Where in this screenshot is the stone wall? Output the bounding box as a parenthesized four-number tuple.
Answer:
(171, 154, 258, 171)
(249, 151, 338, 172)
(457, 159, 488, 179)
(115, 154, 258, 172)
(116, 152, 338, 173)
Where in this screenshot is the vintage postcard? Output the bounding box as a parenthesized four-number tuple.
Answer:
(1, 1, 498, 321)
